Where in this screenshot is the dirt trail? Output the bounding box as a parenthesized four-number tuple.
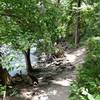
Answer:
(19, 47, 86, 100)
(2, 47, 86, 100)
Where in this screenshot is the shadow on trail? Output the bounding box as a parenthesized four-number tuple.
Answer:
(32, 61, 75, 83)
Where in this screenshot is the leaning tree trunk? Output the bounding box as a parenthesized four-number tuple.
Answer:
(75, 0, 81, 47)
(23, 48, 33, 73)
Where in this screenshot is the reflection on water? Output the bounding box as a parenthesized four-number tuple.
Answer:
(1, 45, 38, 76)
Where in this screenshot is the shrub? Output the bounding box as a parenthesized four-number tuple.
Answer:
(0, 85, 6, 96)
(70, 37, 100, 100)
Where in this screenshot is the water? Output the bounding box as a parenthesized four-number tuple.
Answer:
(1, 45, 38, 76)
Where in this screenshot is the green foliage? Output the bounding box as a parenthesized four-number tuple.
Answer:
(2, 53, 16, 71)
(0, 0, 100, 51)
(81, 1, 100, 39)
(0, 85, 6, 96)
(0, 0, 65, 53)
(0, 0, 99, 98)
(70, 37, 100, 100)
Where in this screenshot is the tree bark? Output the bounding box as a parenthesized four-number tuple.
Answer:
(0, 51, 2, 68)
(75, 0, 81, 47)
(23, 48, 39, 84)
(23, 48, 33, 73)
(57, 0, 60, 4)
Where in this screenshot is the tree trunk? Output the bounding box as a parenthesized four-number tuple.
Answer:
(57, 0, 60, 4)
(0, 51, 2, 68)
(75, 0, 81, 47)
(23, 49, 39, 85)
(23, 48, 33, 73)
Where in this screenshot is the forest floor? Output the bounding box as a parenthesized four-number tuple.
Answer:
(3, 47, 86, 100)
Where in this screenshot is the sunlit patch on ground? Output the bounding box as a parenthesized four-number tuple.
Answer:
(31, 90, 49, 100)
(51, 79, 73, 86)
(65, 54, 76, 63)
(65, 47, 86, 66)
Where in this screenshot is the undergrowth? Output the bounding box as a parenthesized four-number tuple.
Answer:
(70, 37, 100, 100)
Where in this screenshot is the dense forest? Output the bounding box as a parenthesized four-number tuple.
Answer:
(0, 0, 100, 100)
